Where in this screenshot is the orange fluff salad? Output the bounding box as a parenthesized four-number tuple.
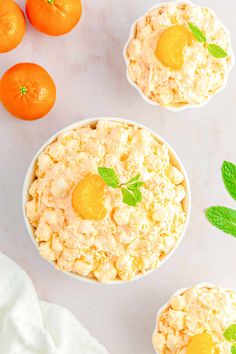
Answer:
(25, 120, 188, 283)
(153, 285, 236, 353)
(125, 2, 233, 108)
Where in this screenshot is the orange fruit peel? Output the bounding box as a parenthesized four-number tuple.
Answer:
(156, 25, 193, 70)
(72, 175, 107, 221)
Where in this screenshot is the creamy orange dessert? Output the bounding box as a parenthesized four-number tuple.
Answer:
(126, 2, 233, 108)
(153, 285, 236, 353)
(26, 120, 187, 282)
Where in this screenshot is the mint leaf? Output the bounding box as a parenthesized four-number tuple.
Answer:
(121, 188, 137, 207)
(206, 207, 236, 237)
(133, 188, 142, 203)
(231, 344, 236, 354)
(207, 44, 228, 58)
(222, 161, 236, 201)
(224, 324, 236, 342)
(127, 182, 144, 190)
(127, 185, 142, 202)
(98, 167, 119, 188)
(126, 173, 141, 185)
(188, 23, 207, 42)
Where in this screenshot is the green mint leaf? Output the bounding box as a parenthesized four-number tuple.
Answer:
(121, 188, 137, 207)
(231, 344, 236, 354)
(222, 161, 236, 201)
(188, 22, 207, 42)
(224, 324, 236, 342)
(127, 185, 142, 202)
(127, 182, 144, 190)
(206, 207, 236, 237)
(98, 167, 119, 188)
(207, 44, 228, 58)
(132, 188, 142, 203)
(126, 173, 141, 185)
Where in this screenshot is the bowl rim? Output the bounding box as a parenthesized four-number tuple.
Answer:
(152, 282, 236, 353)
(22, 117, 191, 285)
(123, 0, 235, 112)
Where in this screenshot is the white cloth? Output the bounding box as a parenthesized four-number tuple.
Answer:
(0, 252, 109, 354)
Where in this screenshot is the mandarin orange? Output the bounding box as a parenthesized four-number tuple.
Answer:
(0, 63, 56, 120)
(186, 332, 216, 354)
(156, 25, 193, 70)
(72, 175, 107, 221)
(26, 0, 82, 36)
(0, 0, 26, 53)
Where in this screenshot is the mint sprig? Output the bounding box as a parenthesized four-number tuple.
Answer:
(224, 324, 236, 353)
(98, 167, 144, 207)
(188, 22, 228, 59)
(206, 161, 236, 238)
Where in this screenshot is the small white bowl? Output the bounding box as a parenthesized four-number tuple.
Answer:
(22, 117, 191, 284)
(152, 283, 236, 353)
(123, 0, 235, 111)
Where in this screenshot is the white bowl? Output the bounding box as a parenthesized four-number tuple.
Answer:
(152, 282, 236, 353)
(123, 0, 235, 112)
(22, 117, 191, 284)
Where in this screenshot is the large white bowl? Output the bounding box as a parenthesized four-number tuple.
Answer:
(152, 283, 236, 353)
(123, 0, 235, 112)
(22, 117, 191, 284)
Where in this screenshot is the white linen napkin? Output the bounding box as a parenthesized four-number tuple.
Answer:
(0, 252, 109, 354)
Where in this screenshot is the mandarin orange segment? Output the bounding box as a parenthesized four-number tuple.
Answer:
(186, 332, 215, 354)
(156, 25, 193, 70)
(72, 175, 107, 221)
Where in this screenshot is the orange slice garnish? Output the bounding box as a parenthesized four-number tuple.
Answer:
(156, 25, 193, 70)
(186, 332, 216, 354)
(72, 175, 107, 220)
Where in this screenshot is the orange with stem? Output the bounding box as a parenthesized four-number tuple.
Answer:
(0, 63, 56, 120)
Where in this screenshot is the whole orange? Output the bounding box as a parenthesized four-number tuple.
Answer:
(0, 63, 56, 121)
(0, 0, 26, 53)
(26, 0, 82, 36)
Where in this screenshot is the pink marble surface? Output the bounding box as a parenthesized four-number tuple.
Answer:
(0, 1, 236, 353)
